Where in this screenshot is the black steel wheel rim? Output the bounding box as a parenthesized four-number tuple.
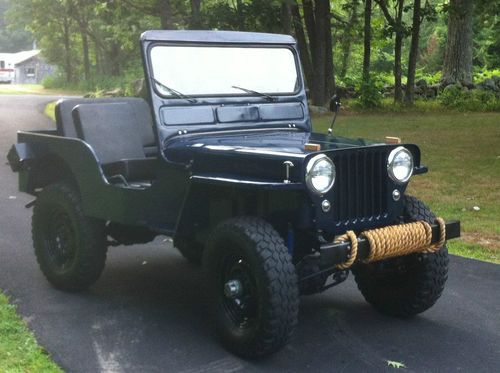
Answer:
(43, 207, 77, 272)
(219, 254, 259, 330)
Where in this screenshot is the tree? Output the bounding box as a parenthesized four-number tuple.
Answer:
(68, 0, 94, 81)
(405, 0, 437, 104)
(298, 0, 335, 105)
(291, 1, 313, 87)
(8, 0, 77, 83)
(189, 0, 202, 29)
(375, 0, 409, 103)
(0, 0, 33, 52)
(442, 0, 474, 86)
(362, 0, 372, 82)
(339, 0, 361, 79)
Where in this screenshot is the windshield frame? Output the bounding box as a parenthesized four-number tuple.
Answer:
(147, 42, 303, 100)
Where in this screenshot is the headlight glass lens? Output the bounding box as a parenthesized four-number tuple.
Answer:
(387, 146, 414, 183)
(306, 155, 335, 194)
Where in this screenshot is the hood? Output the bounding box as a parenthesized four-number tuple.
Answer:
(163, 129, 386, 184)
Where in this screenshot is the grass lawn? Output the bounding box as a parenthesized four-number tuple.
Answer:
(0, 293, 62, 372)
(0, 84, 81, 96)
(44, 101, 57, 121)
(313, 111, 500, 263)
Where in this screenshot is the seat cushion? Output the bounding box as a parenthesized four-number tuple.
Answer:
(55, 97, 156, 151)
(72, 102, 145, 164)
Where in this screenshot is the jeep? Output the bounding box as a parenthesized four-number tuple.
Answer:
(7, 30, 460, 357)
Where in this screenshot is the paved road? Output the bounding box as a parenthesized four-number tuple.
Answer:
(0, 95, 499, 373)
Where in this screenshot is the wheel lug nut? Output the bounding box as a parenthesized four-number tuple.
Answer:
(224, 279, 243, 298)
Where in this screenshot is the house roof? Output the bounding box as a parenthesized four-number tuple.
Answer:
(0, 50, 41, 66)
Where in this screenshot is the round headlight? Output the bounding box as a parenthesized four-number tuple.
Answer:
(387, 146, 414, 183)
(306, 154, 335, 195)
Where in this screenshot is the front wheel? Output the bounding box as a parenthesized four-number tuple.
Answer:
(32, 182, 107, 291)
(352, 195, 449, 317)
(203, 217, 299, 358)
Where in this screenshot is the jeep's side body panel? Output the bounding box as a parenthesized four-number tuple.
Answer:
(11, 131, 188, 233)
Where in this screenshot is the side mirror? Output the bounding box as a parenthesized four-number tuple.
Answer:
(329, 94, 341, 112)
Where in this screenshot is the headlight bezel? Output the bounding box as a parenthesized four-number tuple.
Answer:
(305, 154, 336, 195)
(387, 146, 414, 183)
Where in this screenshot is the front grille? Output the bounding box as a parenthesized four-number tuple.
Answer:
(331, 148, 389, 224)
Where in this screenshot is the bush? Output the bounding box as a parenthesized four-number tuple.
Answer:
(42, 73, 68, 89)
(356, 78, 383, 108)
(415, 70, 442, 85)
(473, 68, 500, 82)
(439, 85, 500, 111)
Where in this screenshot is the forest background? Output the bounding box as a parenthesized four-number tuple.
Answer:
(1, 0, 499, 110)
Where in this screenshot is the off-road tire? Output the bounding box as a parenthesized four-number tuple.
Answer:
(203, 217, 299, 358)
(174, 237, 203, 265)
(32, 182, 107, 291)
(352, 195, 449, 317)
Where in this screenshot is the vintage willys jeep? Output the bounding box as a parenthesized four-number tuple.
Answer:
(8, 30, 460, 357)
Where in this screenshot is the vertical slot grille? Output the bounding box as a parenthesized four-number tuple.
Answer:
(332, 149, 388, 223)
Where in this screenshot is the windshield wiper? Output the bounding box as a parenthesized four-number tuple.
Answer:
(152, 78, 197, 103)
(231, 85, 276, 102)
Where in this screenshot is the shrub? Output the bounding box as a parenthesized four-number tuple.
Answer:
(356, 78, 383, 108)
(439, 85, 500, 111)
(42, 73, 68, 89)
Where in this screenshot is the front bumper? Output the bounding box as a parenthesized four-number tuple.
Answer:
(319, 220, 461, 267)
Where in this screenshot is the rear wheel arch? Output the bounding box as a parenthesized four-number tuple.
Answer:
(27, 154, 79, 193)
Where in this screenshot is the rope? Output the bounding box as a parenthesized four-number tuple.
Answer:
(333, 218, 446, 268)
(335, 230, 358, 269)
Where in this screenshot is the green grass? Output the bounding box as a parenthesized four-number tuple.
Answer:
(313, 111, 500, 263)
(0, 84, 82, 96)
(0, 293, 62, 373)
(44, 101, 56, 122)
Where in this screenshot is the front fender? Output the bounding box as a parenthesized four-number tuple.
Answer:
(174, 175, 305, 243)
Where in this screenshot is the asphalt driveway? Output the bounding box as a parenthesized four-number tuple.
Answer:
(0, 95, 499, 372)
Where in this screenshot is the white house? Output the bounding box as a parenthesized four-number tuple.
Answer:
(0, 50, 55, 84)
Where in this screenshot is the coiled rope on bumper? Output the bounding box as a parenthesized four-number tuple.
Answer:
(335, 230, 358, 269)
(335, 218, 446, 269)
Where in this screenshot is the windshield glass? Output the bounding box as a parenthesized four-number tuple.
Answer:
(150, 45, 299, 97)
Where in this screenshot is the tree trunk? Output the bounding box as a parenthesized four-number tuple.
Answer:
(158, 0, 174, 29)
(311, 0, 328, 105)
(404, 0, 422, 104)
(80, 28, 90, 81)
(339, 0, 360, 78)
(281, 0, 292, 35)
(62, 18, 73, 83)
(236, 0, 245, 30)
(375, 0, 405, 102)
(302, 0, 316, 53)
(94, 42, 102, 75)
(190, 0, 202, 29)
(442, 0, 474, 86)
(108, 42, 121, 76)
(362, 0, 372, 82)
(291, 1, 313, 88)
(292, 0, 333, 106)
(394, 30, 403, 102)
(323, 0, 335, 96)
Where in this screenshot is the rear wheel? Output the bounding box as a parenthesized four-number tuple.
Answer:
(203, 217, 299, 357)
(32, 182, 107, 291)
(352, 195, 449, 317)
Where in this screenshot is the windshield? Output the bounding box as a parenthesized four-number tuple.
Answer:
(150, 45, 299, 97)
